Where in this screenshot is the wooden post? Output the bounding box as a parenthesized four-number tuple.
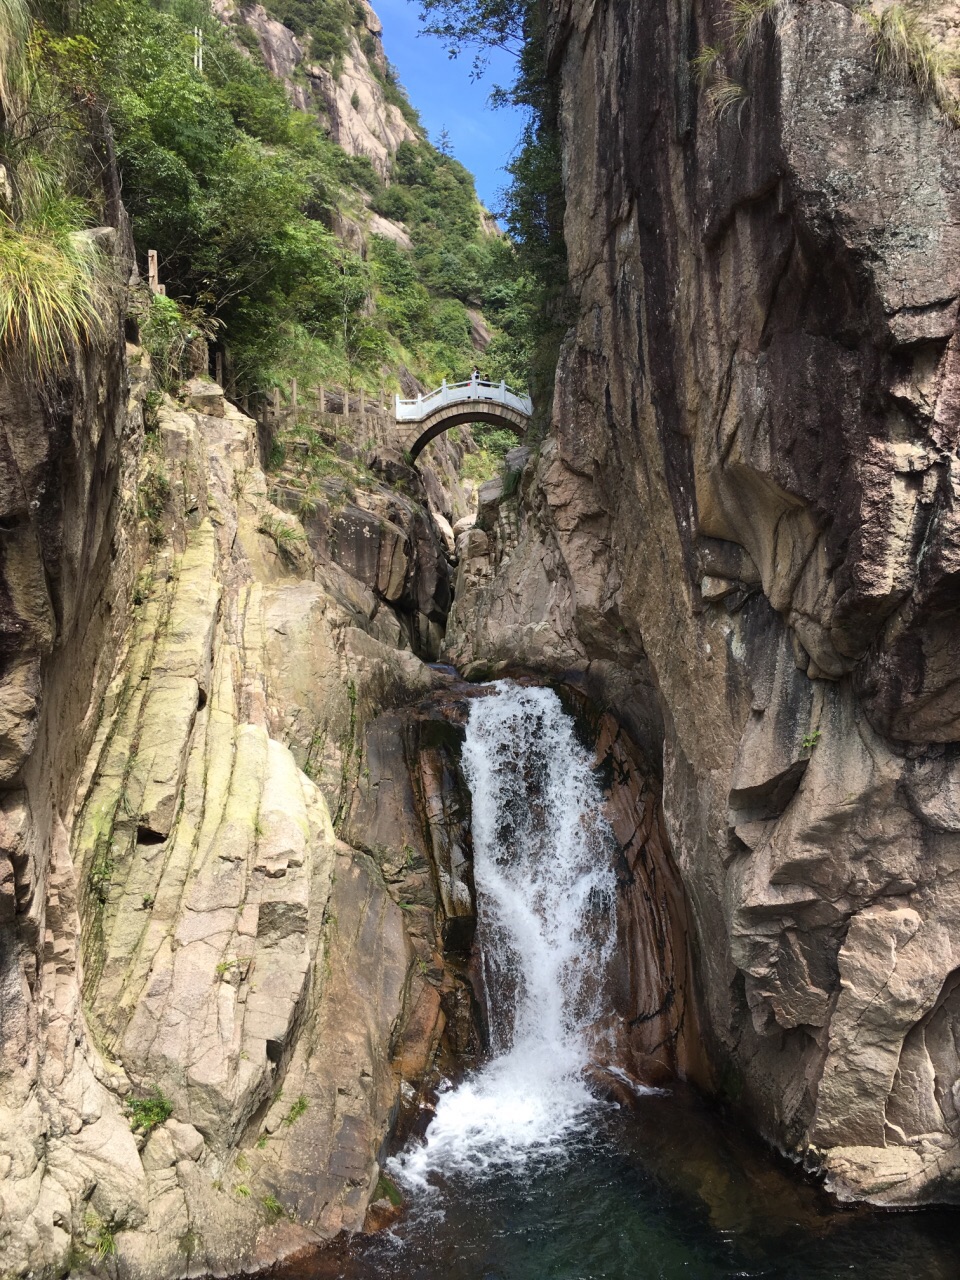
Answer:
(214, 349, 223, 387)
(318, 386, 325, 413)
(290, 377, 298, 412)
(147, 249, 160, 294)
(272, 386, 280, 419)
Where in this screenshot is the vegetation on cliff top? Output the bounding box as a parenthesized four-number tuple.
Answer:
(862, 4, 960, 125)
(0, 0, 534, 402)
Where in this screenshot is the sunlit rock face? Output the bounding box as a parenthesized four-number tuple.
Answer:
(212, 0, 419, 181)
(444, 0, 960, 1204)
(0, 330, 476, 1275)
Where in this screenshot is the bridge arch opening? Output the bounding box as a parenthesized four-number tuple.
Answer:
(395, 379, 533, 463)
(408, 407, 527, 463)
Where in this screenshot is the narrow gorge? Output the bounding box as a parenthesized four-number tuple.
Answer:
(5, 0, 960, 1275)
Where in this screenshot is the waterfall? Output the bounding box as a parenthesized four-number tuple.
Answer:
(393, 681, 617, 1187)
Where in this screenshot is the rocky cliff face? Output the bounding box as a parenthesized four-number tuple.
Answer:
(0, 269, 487, 1271)
(444, 0, 960, 1206)
(214, 0, 418, 179)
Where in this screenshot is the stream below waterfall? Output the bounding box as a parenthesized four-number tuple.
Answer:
(280, 682, 960, 1280)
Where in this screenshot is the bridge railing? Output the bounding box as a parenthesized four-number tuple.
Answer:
(395, 376, 533, 423)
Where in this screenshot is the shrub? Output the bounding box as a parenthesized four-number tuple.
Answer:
(138, 454, 171, 544)
(232, 21, 261, 53)
(308, 0, 352, 69)
(138, 292, 213, 391)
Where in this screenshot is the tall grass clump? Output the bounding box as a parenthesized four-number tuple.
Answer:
(0, 0, 29, 100)
(708, 74, 749, 122)
(727, 0, 778, 52)
(0, 214, 107, 368)
(690, 44, 722, 86)
(0, 3, 113, 370)
(690, 0, 775, 126)
(863, 5, 960, 124)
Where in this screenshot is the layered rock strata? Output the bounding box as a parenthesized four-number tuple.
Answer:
(444, 0, 960, 1205)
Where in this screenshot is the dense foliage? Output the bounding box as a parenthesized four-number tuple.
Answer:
(0, 0, 533, 399)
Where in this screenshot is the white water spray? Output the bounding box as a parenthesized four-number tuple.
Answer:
(393, 681, 618, 1187)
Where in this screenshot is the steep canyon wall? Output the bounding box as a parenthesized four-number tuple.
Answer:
(445, 0, 960, 1206)
(0, 288, 484, 1274)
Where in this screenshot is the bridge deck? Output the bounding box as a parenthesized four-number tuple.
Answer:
(395, 377, 532, 423)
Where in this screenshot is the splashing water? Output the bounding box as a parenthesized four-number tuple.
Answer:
(392, 681, 618, 1188)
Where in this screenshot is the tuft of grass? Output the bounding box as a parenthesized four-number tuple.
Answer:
(263, 1193, 286, 1221)
(84, 1211, 116, 1261)
(282, 1094, 308, 1126)
(267, 438, 286, 471)
(259, 513, 306, 559)
(690, 44, 723, 86)
(125, 1086, 173, 1134)
(727, 0, 778, 51)
(862, 5, 960, 124)
(708, 75, 749, 122)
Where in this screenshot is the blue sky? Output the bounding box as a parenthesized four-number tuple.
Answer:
(372, 0, 525, 212)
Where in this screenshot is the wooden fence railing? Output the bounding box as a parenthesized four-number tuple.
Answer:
(241, 379, 397, 427)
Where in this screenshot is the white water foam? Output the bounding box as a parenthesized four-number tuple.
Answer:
(392, 682, 618, 1189)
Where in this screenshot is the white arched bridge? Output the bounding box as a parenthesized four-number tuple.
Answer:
(395, 376, 532, 461)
